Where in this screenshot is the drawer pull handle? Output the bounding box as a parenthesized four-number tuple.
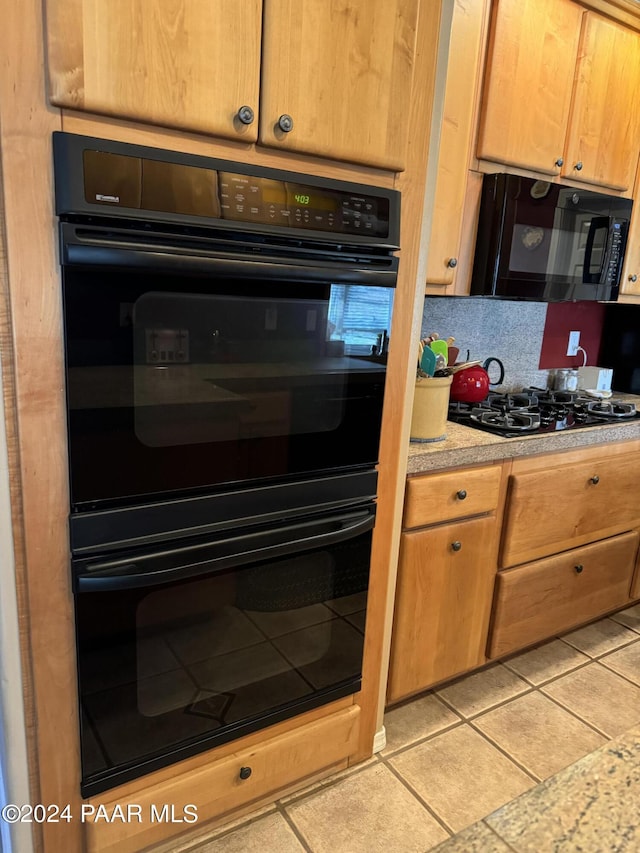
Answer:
(239, 766, 253, 780)
(451, 541, 462, 552)
(575, 564, 584, 574)
(456, 489, 467, 500)
(590, 475, 600, 485)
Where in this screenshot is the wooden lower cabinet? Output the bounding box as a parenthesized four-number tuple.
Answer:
(388, 515, 497, 702)
(501, 449, 640, 568)
(489, 531, 639, 658)
(84, 704, 360, 853)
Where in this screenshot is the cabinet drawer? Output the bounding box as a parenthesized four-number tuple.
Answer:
(489, 531, 639, 658)
(501, 453, 640, 567)
(388, 515, 497, 701)
(85, 705, 360, 853)
(404, 464, 502, 529)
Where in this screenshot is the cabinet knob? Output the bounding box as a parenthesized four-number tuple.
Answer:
(590, 475, 600, 485)
(236, 105, 255, 125)
(239, 766, 252, 780)
(574, 161, 583, 171)
(575, 564, 584, 574)
(456, 489, 467, 500)
(277, 114, 294, 133)
(447, 258, 458, 268)
(451, 541, 462, 552)
(629, 274, 638, 283)
(555, 157, 564, 167)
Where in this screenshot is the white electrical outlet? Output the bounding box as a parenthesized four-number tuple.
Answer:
(567, 330, 580, 356)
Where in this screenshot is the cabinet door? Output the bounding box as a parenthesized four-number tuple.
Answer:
(621, 156, 640, 295)
(388, 515, 496, 702)
(426, 0, 488, 287)
(501, 453, 640, 568)
(489, 531, 639, 658)
(562, 13, 640, 191)
(45, 0, 262, 141)
(477, 0, 582, 175)
(259, 0, 419, 170)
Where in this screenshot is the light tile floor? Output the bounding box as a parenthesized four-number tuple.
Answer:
(169, 605, 640, 853)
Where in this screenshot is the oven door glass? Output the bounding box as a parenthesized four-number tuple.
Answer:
(63, 266, 392, 509)
(75, 505, 373, 795)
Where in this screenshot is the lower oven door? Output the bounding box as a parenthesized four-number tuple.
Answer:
(74, 504, 374, 796)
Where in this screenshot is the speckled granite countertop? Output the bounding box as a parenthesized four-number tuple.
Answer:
(433, 724, 640, 852)
(407, 393, 640, 475)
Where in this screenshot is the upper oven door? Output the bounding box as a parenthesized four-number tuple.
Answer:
(60, 223, 396, 511)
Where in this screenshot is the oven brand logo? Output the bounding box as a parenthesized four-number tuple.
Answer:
(95, 193, 121, 203)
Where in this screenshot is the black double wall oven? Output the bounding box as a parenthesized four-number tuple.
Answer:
(53, 133, 400, 796)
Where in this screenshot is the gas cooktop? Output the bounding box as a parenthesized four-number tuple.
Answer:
(448, 389, 639, 438)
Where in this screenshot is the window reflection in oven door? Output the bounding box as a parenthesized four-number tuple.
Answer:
(74, 504, 374, 796)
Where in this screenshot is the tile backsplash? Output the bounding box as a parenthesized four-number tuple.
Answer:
(422, 297, 550, 392)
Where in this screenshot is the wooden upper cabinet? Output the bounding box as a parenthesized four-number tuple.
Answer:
(45, 0, 263, 142)
(477, 0, 582, 176)
(478, 0, 640, 192)
(259, 0, 419, 170)
(426, 0, 488, 287)
(564, 12, 640, 191)
(45, 0, 420, 169)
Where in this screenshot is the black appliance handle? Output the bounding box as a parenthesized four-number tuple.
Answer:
(75, 509, 375, 592)
(61, 227, 398, 287)
(583, 216, 609, 283)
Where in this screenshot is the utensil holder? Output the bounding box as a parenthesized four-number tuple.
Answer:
(410, 374, 453, 442)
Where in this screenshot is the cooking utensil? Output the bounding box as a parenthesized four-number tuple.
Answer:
(430, 339, 448, 361)
(420, 345, 437, 377)
(434, 353, 447, 372)
(450, 357, 506, 403)
(450, 360, 482, 373)
(447, 346, 460, 366)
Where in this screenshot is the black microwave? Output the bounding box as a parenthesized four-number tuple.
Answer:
(471, 174, 632, 302)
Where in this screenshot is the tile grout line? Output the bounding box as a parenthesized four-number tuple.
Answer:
(537, 686, 613, 741)
(277, 802, 315, 853)
(380, 717, 466, 761)
(464, 717, 541, 785)
(382, 755, 457, 839)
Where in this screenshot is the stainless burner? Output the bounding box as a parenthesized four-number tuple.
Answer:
(470, 408, 541, 432)
(585, 400, 637, 418)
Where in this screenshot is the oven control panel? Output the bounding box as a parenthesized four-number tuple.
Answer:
(53, 133, 397, 242)
(219, 172, 382, 235)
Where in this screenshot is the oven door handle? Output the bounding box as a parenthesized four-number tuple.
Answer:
(74, 510, 375, 592)
(62, 230, 398, 286)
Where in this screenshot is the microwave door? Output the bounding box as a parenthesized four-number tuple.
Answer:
(546, 210, 606, 298)
(582, 216, 609, 283)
